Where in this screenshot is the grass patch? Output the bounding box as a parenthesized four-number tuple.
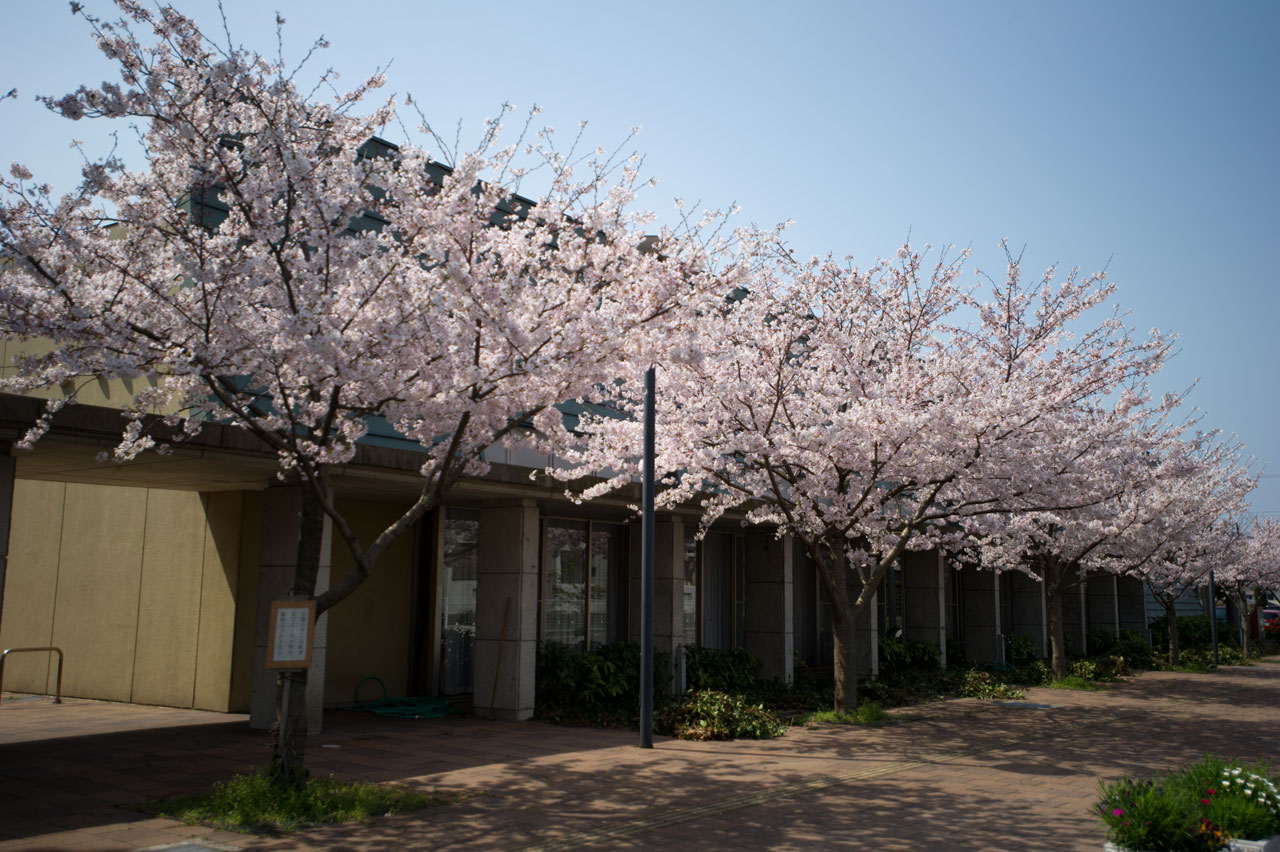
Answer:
(145, 770, 446, 835)
(797, 700, 892, 727)
(1046, 675, 1103, 690)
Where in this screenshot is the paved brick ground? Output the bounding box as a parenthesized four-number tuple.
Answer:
(2, 660, 1277, 851)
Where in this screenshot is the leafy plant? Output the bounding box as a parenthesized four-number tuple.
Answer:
(1116, 629, 1157, 669)
(1071, 659, 1099, 680)
(1087, 629, 1119, 656)
(145, 771, 439, 835)
(536, 642, 672, 725)
(1047, 674, 1102, 691)
(1005, 633, 1040, 667)
(877, 636, 942, 676)
(796, 700, 891, 727)
(961, 670, 1026, 700)
(1149, 616, 1234, 653)
(1096, 756, 1280, 852)
(683, 646, 761, 693)
(657, 689, 788, 740)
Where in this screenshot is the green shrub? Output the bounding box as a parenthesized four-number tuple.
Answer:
(536, 641, 671, 724)
(657, 689, 788, 740)
(1087, 629, 1118, 656)
(1048, 674, 1102, 691)
(878, 636, 942, 675)
(1149, 615, 1234, 653)
(1004, 633, 1040, 667)
(1092, 654, 1131, 680)
(798, 700, 890, 727)
(1003, 659, 1051, 687)
(146, 771, 437, 835)
(961, 669, 1026, 700)
(1071, 659, 1099, 680)
(684, 646, 761, 693)
(855, 700, 890, 725)
(1096, 756, 1280, 852)
(1116, 630, 1155, 669)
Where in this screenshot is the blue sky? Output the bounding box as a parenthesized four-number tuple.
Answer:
(4, 0, 1278, 516)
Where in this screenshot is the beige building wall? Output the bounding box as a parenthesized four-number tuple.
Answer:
(0, 336, 167, 409)
(0, 481, 247, 711)
(322, 498, 415, 706)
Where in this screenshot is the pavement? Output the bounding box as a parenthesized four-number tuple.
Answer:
(2, 661, 1279, 851)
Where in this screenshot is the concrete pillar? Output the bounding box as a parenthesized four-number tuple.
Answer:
(1117, 575, 1148, 638)
(848, 575, 878, 678)
(473, 500, 539, 721)
(744, 530, 794, 685)
(1007, 572, 1047, 658)
(250, 487, 332, 734)
(962, 567, 1000, 664)
(1086, 574, 1120, 647)
(0, 448, 14, 628)
(902, 550, 945, 666)
(629, 515, 685, 691)
(938, 552, 950, 667)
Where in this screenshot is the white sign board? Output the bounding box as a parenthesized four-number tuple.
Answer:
(266, 600, 316, 669)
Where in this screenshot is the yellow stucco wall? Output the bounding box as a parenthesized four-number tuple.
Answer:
(0, 481, 245, 710)
(0, 479, 65, 691)
(0, 336, 167, 409)
(323, 498, 415, 705)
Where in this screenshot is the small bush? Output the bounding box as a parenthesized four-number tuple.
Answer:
(146, 771, 437, 835)
(1003, 659, 1051, 687)
(961, 669, 1026, 700)
(1005, 634, 1040, 667)
(1071, 659, 1099, 680)
(1116, 629, 1153, 662)
(536, 641, 671, 724)
(1092, 654, 1131, 680)
(1087, 629, 1118, 656)
(878, 636, 941, 676)
(1048, 675, 1102, 691)
(684, 646, 760, 693)
(1149, 615, 1234, 653)
(798, 700, 891, 727)
(855, 700, 890, 724)
(1096, 756, 1280, 852)
(657, 689, 787, 740)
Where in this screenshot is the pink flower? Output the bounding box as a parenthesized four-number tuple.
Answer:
(1112, 808, 1125, 816)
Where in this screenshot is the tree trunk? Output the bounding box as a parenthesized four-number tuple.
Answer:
(1239, 601, 1252, 660)
(1046, 577, 1067, 681)
(1165, 600, 1180, 667)
(268, 482, 328, 790)
(832, 610, 858, 713)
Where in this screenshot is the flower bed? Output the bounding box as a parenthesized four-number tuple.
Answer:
(1096, 756, 1280, 851)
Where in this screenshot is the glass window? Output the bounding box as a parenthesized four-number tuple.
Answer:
(544, 519, 589, 650)
(702, 531, 745, 650)
(544, 519, 625, 651)
(441, 508, 478, 694)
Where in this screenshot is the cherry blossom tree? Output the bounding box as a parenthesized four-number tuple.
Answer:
(1217, 518, 1280, 659)
(0, 2, 727, 785)
(986, 430, 1255, 674)
(556, 234, 1171, 710)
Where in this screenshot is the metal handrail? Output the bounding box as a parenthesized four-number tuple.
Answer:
(0, 646, 64, 705)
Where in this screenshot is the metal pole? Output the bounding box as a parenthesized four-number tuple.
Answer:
(1208, 570, 1219, 667)
(640, 366, 655, 748)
